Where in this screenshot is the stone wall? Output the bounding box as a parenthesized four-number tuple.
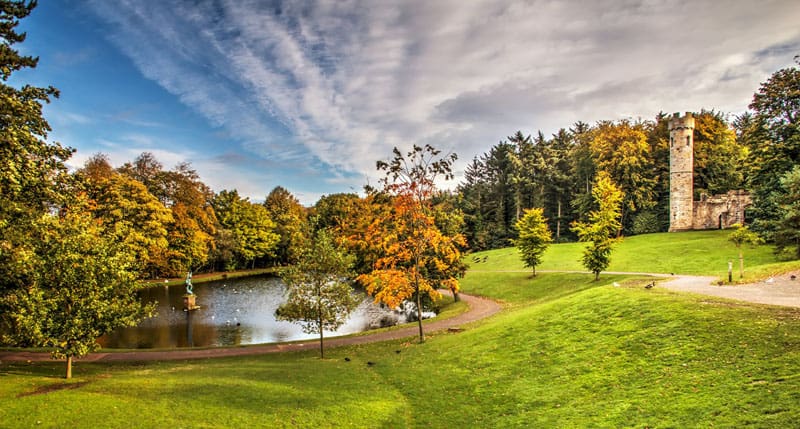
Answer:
(692, 190, 752, 230)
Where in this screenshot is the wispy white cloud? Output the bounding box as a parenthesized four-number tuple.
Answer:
(85, 0, 800, 192)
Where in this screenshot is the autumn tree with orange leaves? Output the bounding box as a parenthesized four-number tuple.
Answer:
(357, 145, 466, 343)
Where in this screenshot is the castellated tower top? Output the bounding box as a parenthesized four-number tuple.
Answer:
(668, 112, 694, 131)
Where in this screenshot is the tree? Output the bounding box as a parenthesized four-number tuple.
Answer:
(513, 208, 552, 277)
(82, 169, 173, 278)
(728, 223, 764, 279)
(589, 120, 655, 233)
(264, 186, 308, 266)
(773, 166, 800, 259)
(571, 172, 623, 280)
(357, 145, 464, 343)
(1, 202, 155, 378)
(0, 0, 74, 293)
(692, 110, 748, 196)
(119, 154, 218, 275)
(739, 60, 800, 237)
(275, 229, 359, 358)
(212, 190, 279, 270)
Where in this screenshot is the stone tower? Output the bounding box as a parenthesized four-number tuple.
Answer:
(669, 112, 694, 232)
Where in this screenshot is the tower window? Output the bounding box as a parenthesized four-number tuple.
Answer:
(686, 135, 691, 146)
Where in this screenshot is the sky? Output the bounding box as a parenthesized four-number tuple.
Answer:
(11, 0, 800, 205)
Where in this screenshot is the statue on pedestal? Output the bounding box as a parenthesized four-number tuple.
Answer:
(185, 271, 194, 295)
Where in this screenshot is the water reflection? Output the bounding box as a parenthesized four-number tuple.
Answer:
(98, 275, 404, 349)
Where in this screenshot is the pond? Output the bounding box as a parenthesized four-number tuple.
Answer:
(98, 275, 417, 349)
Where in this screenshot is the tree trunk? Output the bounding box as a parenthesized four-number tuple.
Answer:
(594, 271, 600, 281)
(319, 329, 324, 359)
(556, 200, 562, 241)
(66, 356, 73, 379)
(416, 290, 425, 343)
(532, 266, 536, 277)
(739, 250, 745, 279)
(413, 256, 425, 343)
(318, 298, 324, 359)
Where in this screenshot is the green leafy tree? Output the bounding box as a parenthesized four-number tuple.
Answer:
(571, 172, 624, 280)
(513, 208, 552, 277)
(275, 229, 359, 358)
(692, 110, 748, 197)
(264, 186, 308, 266)
(212, 190, 279, 270)
(739, 60, 800, 237)
(728, 223, 765, 279)
(1, 202, 155, 378)
(773, 166, 800, 259)
(0, 0, 74, 293)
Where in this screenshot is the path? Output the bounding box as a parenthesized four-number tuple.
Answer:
(485, 269, 800, 309)
(657, 270, 800, 308)
(0, 293, 501, 363)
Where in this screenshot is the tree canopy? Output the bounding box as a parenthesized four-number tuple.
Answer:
(514, 208, 552, 277)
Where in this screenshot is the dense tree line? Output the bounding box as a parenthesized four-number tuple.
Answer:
(456, 109, 756, 250)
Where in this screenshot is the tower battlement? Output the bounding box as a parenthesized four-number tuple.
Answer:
(668, 111, 694, 130)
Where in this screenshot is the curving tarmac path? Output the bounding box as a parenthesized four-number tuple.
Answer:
(657, 271, 800, 308)
(0, 293, 501, 363)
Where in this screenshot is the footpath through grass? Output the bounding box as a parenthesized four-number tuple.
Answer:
(3, 268, 799, 427)
(468, 229, 799, 282)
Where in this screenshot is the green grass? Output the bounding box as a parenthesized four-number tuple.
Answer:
(3, 271, 799, 427)
(459, 270, 647, 306)
(468, 229, 796, 282)
(3, 231, 800, 427)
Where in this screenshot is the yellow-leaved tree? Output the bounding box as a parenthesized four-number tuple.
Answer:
(357, 145, 466, 342)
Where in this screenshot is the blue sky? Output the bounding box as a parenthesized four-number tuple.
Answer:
(12, 0, 800, 205)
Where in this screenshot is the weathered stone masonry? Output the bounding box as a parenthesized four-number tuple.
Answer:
(668, 112, 751, 232)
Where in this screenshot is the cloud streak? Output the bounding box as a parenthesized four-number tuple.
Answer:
(85, 0, 800, 193)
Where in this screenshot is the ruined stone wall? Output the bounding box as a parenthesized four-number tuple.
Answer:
(669, 112, 695, 231)
(692, 190, 752, 230)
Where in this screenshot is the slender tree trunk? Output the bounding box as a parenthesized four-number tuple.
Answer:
(318, 295, 324, 358)
(319, 329, 324, 359)
(556, 200, 562, 241)
(66, 356, 72, 379)
(739, 250, 745, 279)
(416, 287, 424, 343)
(413, 263, 424, 343)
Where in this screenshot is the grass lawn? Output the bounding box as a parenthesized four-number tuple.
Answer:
(3, 267, 799, 427)
(468, 229, 800, 282)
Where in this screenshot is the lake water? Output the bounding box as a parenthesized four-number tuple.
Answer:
(98, 275, 407, 349)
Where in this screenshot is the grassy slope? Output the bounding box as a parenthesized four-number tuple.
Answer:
(468, 229, 800, 282)
(2, 230, 800, 427)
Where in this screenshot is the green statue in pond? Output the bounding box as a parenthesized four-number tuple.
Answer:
(185, 271, 194, 295)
